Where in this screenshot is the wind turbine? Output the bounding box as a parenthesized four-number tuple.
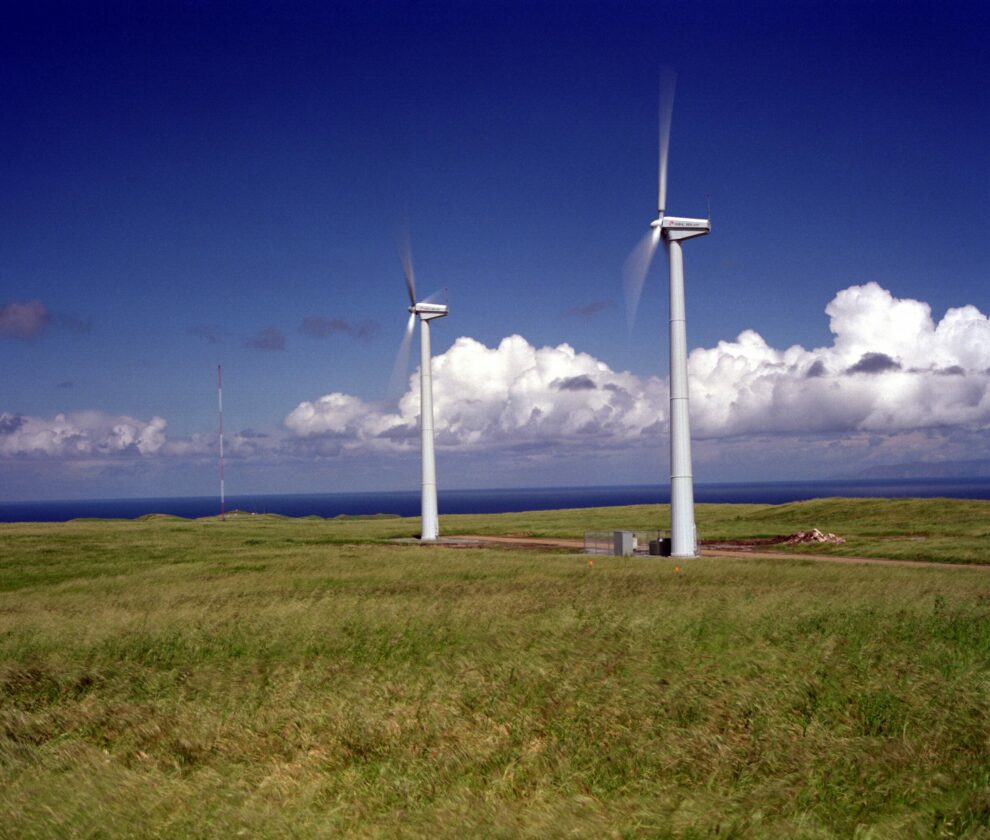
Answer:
(624, 70, 710, 558)
(395, 238, 448, 542)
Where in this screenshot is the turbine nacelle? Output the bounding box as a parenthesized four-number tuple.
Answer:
(661, 215, 710, 241)
(409, 302, 449, 321)
(650, 214, 709, 238)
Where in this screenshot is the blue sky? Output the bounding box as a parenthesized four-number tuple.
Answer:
(2, 0, 989, 500)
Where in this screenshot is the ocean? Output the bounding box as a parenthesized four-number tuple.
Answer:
(1, 478, 989, 523)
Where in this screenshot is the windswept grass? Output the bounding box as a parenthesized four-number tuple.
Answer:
(1, 504, 989, 837)
(442, 497, 990, 565)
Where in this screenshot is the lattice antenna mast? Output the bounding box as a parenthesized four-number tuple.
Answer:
(218, 364, 225, 521)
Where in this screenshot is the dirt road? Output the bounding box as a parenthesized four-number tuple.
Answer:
(442, 534, 990, 571)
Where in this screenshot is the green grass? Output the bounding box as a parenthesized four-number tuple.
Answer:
(1, 501, 989, 837)
(441, 497, 990, 565)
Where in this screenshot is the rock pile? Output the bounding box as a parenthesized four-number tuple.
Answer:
(784, 528, 845, 545)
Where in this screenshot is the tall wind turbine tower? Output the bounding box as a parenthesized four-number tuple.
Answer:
(625, 70, 710, 557)
(398, 240, 448, 541)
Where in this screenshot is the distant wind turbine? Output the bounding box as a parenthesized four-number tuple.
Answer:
(393, 236, 448, 541)
(624, 69, 710, 558)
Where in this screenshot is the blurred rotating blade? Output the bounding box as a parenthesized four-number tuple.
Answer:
(422, 286, 447, 306)
(622, 226, 661, 333)
(399, 233, 417, 305)
(658, 67, 676, 215)
(388, 312, 417, 397)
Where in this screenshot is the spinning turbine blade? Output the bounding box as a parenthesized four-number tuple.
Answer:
(622, 226, 662, 332)
(658, 67, 676, 215)
(399, 234, 417, 305)
(422, 287, 448, 305)
(388, 312, 416, 397)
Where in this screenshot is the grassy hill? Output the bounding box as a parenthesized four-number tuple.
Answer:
(1, 500, 988, 837)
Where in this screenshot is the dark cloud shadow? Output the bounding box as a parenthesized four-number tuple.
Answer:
(245, 328, 286, 352)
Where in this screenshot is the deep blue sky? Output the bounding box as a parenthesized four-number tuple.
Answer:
(2, 0, 989, 500)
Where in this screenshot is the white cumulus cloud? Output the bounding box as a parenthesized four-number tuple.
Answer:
(0, 411, 169, 458)
(689, 282, 990, 438)
(285, 284, 990, 464)
(5, 284, 986, 484)
(285, 335, 667, 454)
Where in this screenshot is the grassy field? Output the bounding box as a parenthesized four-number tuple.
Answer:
(441, 497, 990, 565)
(1, 500, 989, 837)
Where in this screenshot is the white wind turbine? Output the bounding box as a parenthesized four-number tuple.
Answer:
(624, 70, 710, 558)
(393, 238, 448, 541)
